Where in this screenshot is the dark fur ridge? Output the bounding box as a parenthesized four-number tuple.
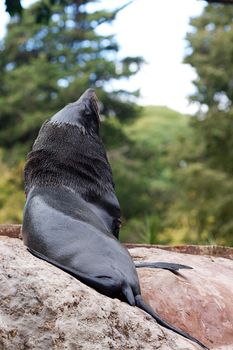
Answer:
(24, 121, 115, 200)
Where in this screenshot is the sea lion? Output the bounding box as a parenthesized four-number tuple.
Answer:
(22, 89, 208, 349)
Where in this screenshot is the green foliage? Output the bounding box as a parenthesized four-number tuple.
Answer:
(0, 0, 143, 162)
(172, 3, 233, 245)
(0, 151, 24, 223)
(123, 215, 168, 245)
(184, 4, 233, 177)
(185, 5, 233, 107)
(168, 163, 233, 245)
(192, 109, 233, 175)
(100, 117, 131, 150)
(4, 0, 84, 23)
(4, 0, 135, 24)
(107, 106, 192, 243)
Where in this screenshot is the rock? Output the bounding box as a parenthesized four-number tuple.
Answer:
(126, 244, 233, 261)
(0, 224, 21, 239)
(0, 237, 232, 349)
(0, 237, 198, 350)
(131, 248, 233, 350)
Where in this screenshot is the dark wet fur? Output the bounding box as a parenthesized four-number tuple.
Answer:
(24, 121, 115, 200)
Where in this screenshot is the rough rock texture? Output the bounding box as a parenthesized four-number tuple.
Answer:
(0, 237, 197, 350)
(0, 237, 232, 350)
(126, 244, 233, 261)
(131, 248, 233, 350)
(0, 224, 21, 239)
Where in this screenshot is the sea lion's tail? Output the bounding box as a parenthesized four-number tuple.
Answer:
(135, 295, 209, 349)
(121, 285, 209, 350)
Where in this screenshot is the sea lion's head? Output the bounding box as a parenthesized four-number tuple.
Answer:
(50, 88, 100, 135)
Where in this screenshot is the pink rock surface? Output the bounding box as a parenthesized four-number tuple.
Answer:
(0, 237, 200, 350)
(131, 247, 233, 349)
(1, 236, 233, 349)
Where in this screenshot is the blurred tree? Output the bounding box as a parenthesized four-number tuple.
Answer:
(185, 5, 233, 174)
(172, 4, 233, 244)
(110, 106, 191, 244)
(185, 5, 233, 109)
(0, 0, 143, 162)
(0, 150, 25, 223)
(3, 0, 233, 22)
(4, 0, 134, 23)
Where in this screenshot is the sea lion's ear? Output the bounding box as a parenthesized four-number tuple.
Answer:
(77, 89, 100, 123)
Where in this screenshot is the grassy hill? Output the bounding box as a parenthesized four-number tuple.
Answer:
(108, 105, 193, 243)
(124, 105, 192, 191)
(125, 105, 191, 149)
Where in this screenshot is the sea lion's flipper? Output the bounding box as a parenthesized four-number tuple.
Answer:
(27, 248, 121, 297)
(122, 283, 135, 306)
(134, 262, 193, 271)
(135, 295, 209, 350)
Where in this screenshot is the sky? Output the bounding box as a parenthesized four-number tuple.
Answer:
(0, 0, 206, 114)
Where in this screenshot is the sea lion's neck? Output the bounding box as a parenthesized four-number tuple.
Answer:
(25, 121, 114, 195)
